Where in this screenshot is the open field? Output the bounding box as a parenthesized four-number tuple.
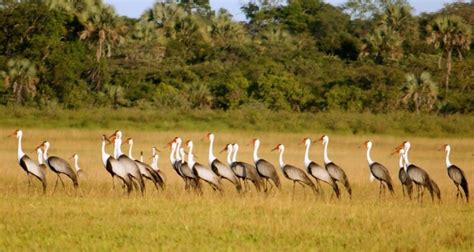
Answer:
(0, 127, 473, 250)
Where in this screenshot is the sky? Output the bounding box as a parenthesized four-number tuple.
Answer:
(104, 0, 460, 20)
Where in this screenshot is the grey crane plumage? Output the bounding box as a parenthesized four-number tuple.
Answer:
(109, 131, 144, 194)
(221, 144, 262, 192)
(393, 148, 413, 199)
(123, 138, 162, 191)
(273, 144, 317, 196)
(316, 135, 352, 198)
(101, 135, 132, 194)
(303, 138, 339, 198)
(40, 141, 78, 192)
(364, 141, 394, 196)
(252, 139, 281, 192)
(187, 140, 222, 192)
(71, 153, 84, 178)
(177, 147, 201, 193)
(146, 150, 166, 190)
(398, 141, 439, 202)
(10, 130, 47, 193)
(207, 133, 241, 192)
(443, 144, 469, 202)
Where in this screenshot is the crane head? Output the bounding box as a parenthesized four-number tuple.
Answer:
(122, 137, 133, 146)
(271, 144, 283, 152)
(313, 135, 328, 144)
(219, 144, 231, 153)
(360, 140, 372, 149)
(302, 138, 311, 145)
(8, 129, 22, 138)
(440, 144, 450, 152)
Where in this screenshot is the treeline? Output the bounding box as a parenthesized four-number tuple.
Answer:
(0, 0, 472, 114)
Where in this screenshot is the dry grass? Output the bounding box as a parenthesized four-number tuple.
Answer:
(0, 128, 473, 250)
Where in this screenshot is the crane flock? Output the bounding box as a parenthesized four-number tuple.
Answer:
(8, 129, 470, 203)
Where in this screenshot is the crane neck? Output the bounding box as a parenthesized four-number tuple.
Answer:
(208, 137, 216, 166)
(74, 157, 80, 172)
(253, 141, 260, 163)
(101, 141, 110, 166)
(17, 134, 25, 162)
(114, 138, 123, 159)
(398, 153, 404, 169)
(304, 143, 311, 168)
(366, 145, 375, 165)
(128, 142, 134, 160)
(445, 149, 452, 168)
(278, 148, 285, 169)
(37, 150, 43, 165)
(169, 144, 176, 165)
(180, 148, 185, 164)
(403, 151, 410, 171)
(175, 140, 181, 161)
(140, 153, 143, 163)
(232, 146, 238, 163)
(323, 139, 332, 164)
(227, 148, 233, 165)
(188, 143, 195, 168)
(43, 144, 49, 161)
(151, 156, 159, 171)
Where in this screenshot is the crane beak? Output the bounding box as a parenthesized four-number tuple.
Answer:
(219, 146, 227, 153)
(391, 146, 402, 156)
(395, 143, 404, 150)
(7, 131, 16, 137)
(271, 145, 279, 152)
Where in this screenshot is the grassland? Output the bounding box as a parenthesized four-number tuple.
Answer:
(2, 106, 474, 137)
(0, 126, 473, 250)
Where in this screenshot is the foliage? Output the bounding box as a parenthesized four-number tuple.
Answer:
(0, 1, 473, 114)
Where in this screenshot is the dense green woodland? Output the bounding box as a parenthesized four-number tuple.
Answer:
(0, 0, 473, 114)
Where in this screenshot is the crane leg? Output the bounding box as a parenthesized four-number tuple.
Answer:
(59, 175, 66, 188)
(292, 181, 297, 199)
(53, 175, 60, 194)
(402, 185, 406, 197)
(111, 176, 116, 190)
(27, 174, 31, 192)
(317, 180, 324, 196)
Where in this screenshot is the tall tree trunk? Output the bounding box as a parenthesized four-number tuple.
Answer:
(445, 49, 452, 100)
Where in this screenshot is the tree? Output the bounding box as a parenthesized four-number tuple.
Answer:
(426, 15, 471, 99)
(401, 71, 439, 113)
(1, 58, 39, 104)
(79, 3, 123, 62)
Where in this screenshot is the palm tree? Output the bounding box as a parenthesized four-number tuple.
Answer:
(401, 71, 439, 113)
(79, 3, 123, 62)
(427, 15, 471, 99)
(1, 58, 39, 104)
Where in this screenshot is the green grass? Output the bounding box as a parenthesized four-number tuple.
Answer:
(2, 106, 473, 137)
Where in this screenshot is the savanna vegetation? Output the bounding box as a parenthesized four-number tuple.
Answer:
(0, 0, 473, 115)
(1, 128, 473, 250)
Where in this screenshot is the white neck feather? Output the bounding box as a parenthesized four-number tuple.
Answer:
(114, 138, 123, 159)
(366, 145, 375, 165)
(169, 144, 176, 164)
(445, 149, 452, 168)
(253, 141, 260, 163)
(101, 141, 110, 166)
(323, 140, 332, 164)
(227, 148, 233, 165)
(175, 140, 181, 161)
(17, 135, 25, 162)
(278, 147, 285, 169)
(208, 137, 216, 166)
(232, 146, 238, 163)
(188, 143, 195, 168)
(304, 143, 311, 168)
(128, 142, 134, 160)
